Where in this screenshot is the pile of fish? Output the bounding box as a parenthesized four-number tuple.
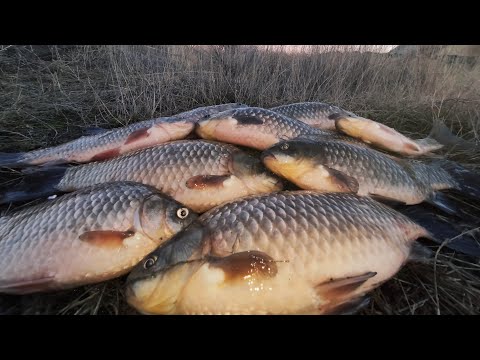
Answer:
(1, 102, 479, 315)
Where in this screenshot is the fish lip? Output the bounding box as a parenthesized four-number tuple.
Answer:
(271, 175, 284, 190)
(197, 116, 218, 126)
(328, 113, 348, 121)
(335, 115, 361, 124)
(125, 275, 158, 313)
(125, 270, 155, 287)
(126, 259, 205, 314)
(196, 117, 222, 139)
(261, 151, 277, 162)
(125, 280, 136, 296)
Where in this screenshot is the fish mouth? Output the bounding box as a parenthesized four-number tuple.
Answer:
(196, 118, 223, 140)
(334, 116, 359, 136)
(126, 260, 203, 315)
(334, 116, 369, 132)
(260, 151, 277, 163)
(154, 121, 195, 140)
(267, 175, 284, 192)
(261, 151, 283, 175)
(126, 276, 166, 315)
(262, 150, 297, 168)
(196, 116, 242, 143)
(261, 152, 319, 189)
(335, 115, 357, 124)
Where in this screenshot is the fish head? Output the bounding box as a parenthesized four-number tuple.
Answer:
(262, 139, 320, 177)
(196, 108, 279, 150)
(152, 118, 196, 140)
(333, 114, 376, 139)
(334, 115, 423, 153)
(127, 246, 282, 315)
(135, 194, 198, 245)
(126, 224, 207, 314)
(126, 259, 203, 314)
(261, 139, 358, 192)
(230, 151, 284, 193)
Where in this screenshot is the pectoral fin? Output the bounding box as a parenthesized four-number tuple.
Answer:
(325, 295, 371, 315)
(369, 194, 407, 206)
(316, 272, 377, 299)
(185, 175, 232, 190)
(0, 277, 56, 295)
(408, 242, 434, 263)
(79, 230, 135, 249)
(90, 148, 121, 162)
(317, 165, 359, 193)
(208, 250, 278, 283)
(124, 127, 151, 145)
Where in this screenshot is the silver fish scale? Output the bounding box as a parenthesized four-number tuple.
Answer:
(317, 141, 425, 198)
(0, 182, 158, 272)
(271, 102, 356, 120)
(404, 160, 457, 191)
(200, 192, 420, 272)
(174, 103, 249, 122)
(23, 119, 156, 163)
(21, 104, 246, 165)
(230, 107, 329, 138)
(58, 140, 238, 193)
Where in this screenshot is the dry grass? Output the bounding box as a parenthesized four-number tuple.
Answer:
(0, 45, 479, 315)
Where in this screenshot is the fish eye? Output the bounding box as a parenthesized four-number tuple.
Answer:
(176, 207, 189, 219)
(280, 143, 289, 151)
(144, 255, 158, 269)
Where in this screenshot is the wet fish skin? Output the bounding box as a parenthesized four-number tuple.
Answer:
(0, 182, 197, 294)
(334, 115, 445, 156)
(261, 138, 457, 205)
(126, 192, 430, 315)
(271, 102, 356, 131)
(12, 140, 282, 213)
(0, 103, 248, 168)
(271, 102, 460, 157)
(196, 107, 350, 150)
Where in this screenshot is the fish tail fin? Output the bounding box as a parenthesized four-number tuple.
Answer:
(396, 204, 480, 257)
(0, 152, 27, 168)
(418, 119, 475, 152)
(425, 191, 479, 222)
(0, 165, 67, 205)
(433, 159, 480, 201)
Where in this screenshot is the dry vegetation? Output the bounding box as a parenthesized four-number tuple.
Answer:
(0, 45, 479, 315)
